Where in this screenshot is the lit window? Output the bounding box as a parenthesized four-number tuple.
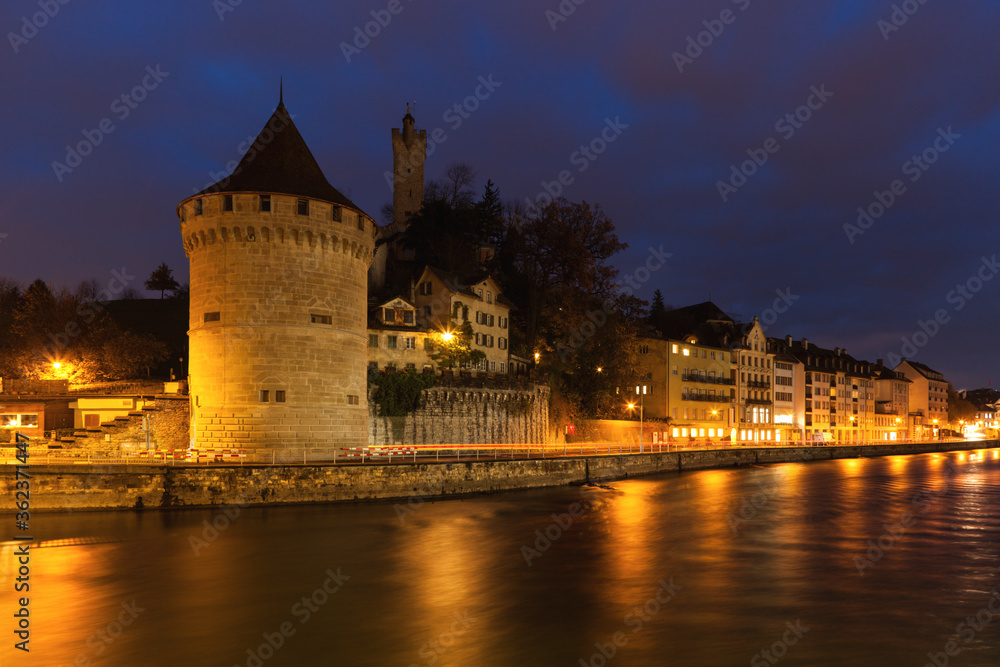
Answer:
(672, 344, 678, 354)
(683, 348, 690, 356)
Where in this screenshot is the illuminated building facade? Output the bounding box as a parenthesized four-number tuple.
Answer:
(178, 98, 375, 453)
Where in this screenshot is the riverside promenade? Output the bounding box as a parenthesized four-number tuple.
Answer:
(3, 439, 995, 512)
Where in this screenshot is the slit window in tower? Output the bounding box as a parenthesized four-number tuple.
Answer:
(297, 199, 309, 216)
(223, 195, 233, 212)
(259, 195, 271, 212)
(194, 199, 203, 216)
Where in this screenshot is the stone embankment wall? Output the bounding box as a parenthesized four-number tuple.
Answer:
(369, 379, 549, 446)
(6, 440, 993, 512)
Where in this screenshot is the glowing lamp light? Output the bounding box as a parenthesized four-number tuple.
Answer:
(596, 367, 603, 373)
(440, 332, 454, 342)
(534, 352, 540, 362)
(53, 362, 62, 370)
(627, 403, 635, 410)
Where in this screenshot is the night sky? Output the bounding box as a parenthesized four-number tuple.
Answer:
(3, 1, 998, 389)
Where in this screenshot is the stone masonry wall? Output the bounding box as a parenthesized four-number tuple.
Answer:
(369, 383, 550, 446)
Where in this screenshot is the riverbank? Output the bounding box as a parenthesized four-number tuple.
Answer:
(4, 440, 995, 512)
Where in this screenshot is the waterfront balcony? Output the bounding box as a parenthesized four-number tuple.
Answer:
(746, 398, 773, 405)
(682, 393, 732, 403)
(682, 373, 735, 385)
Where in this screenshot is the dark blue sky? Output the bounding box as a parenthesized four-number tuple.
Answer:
(3, 0, 998, 389)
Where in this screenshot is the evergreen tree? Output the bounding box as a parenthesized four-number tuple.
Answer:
(145, 263, 179, 299)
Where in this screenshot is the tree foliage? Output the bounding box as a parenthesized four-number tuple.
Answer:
(429, 319, 487, 370)
(368, 369, 438, 417)
(145, 263, 179, 299)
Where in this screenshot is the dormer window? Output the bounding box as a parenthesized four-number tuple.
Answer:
(384, 308, 396, 323)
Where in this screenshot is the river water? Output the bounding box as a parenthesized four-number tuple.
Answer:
(4, 449, 1000, 667)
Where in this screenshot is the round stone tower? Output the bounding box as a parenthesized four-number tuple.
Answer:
(177, 98, 375, 457)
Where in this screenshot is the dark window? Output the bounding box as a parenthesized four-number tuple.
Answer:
(384, 308, 395, 323)
(369, 334, 379, 348)
(297, 199, 309, 216)
(223, 195, 233, 212)
(311, 314, 332, 325)
(388, 336, 397, 349)
(275, 390, 286, 403)
(332, 206, 342, 222)
(194, 199, 203, 216)
(259, 390, 269, 403)
(347, 395, 360, 405)
(357, 217, 365, 231)
(204, 312, 221, 323)
(259, 195, 271, 212)
(403, 310, 414, 324)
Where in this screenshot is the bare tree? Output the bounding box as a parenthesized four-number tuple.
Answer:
(444, 162, 477, 208)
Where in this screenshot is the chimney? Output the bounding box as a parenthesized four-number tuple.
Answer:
(834, 347, 841, 355)
(785, 334, 792, 346)
(802, 338, 809, 349)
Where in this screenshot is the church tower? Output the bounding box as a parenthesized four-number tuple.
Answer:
(391, 106, 426, 225)
(177, 96, 375, 458)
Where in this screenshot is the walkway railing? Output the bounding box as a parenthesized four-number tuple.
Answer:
(0, 438, 975, 466)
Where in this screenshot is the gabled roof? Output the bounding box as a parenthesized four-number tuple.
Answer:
(419, 266, 515, 308)
(194, 102, 364, 212)
(899, 359, 946, 381)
